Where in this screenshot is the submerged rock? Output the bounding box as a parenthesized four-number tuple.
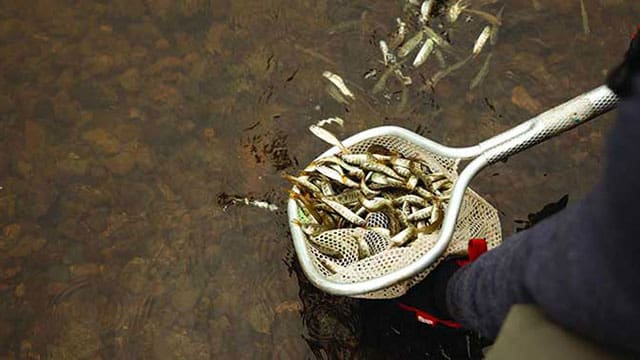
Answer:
(511, 86, 543, 114)
(81, 128, 121, 154)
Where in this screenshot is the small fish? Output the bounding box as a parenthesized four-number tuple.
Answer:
(420, 0, 435, 23)
(326, 189, 361, 205)
(427, 55, 472, 88)
(372, 59, 406, 94)
(340, 153, 370, 165)
(292, 219, 326, 237)
(363, 69, 377, 79)
(393, 165, 412, 178)
(394, 69, 412, 85)
(415, 186, 436, 200)
(357, 236, 372, 258)
(406, 175, 419, 190)
(397, 31, 424, 58)
(322, 71, 355, 100)
(359, 159, 404, 180)
(393, 194, 428, 207)
(321, 198, 366, 225)
(319, 180, 336, 196)
(359, 196, 394, 212)
(489, 6, 505, 45)
(389, 18, 408, 49)
(389, 226, 417, 247)
(389, 156, 413, 168)
(325, 84, 350, 105)
(361, 177, 381, 197)
(579, 0, 590, 35)
(314, 165, 360, 188)
(309, 125, 350, 153)
(447, 0, 468, 23)
(379, 40, 395, 66)
(413, 38, 435, 67)
(434, 48, 447, 68)
(316, 156, 365, 179)
(315, 117, 344, 128)
(470, 53, 492, 90)
(462, 8, 503, 26)
(283, 174, 322, 194)
(472, 26, 492, 57)
(369, 176, 406, 190)
(407, 206, 434, 221)
(319, 256, 345, 273)
(423, 26, 456, 54)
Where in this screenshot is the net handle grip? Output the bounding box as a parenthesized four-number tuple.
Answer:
(479, 85, 619, 164)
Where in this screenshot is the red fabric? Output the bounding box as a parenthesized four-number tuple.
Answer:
(632, 25, 640, 40)
(397, 238, 489, 328)
(397, 302, 463, 328)
(456, 238, 488, 267)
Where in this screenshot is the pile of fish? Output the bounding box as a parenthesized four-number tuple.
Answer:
(286, 124, 453, 263)
(373, 0, 504, 92)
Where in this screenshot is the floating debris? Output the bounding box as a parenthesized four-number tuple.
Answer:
(322, 71, 355, 100)
(220, 195, 279, 212)
(579, 0, 590, 35)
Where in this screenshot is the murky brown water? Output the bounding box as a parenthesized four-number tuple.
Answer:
(0, 0, 637, 358)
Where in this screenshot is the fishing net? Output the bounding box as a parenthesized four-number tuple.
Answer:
(302, 135, 502, 299)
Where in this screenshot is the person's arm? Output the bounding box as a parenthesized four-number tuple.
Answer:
(447, 60, 640, 354)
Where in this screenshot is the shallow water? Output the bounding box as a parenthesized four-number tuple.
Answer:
(0, 0, 637, 358)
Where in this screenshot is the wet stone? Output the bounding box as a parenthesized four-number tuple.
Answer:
(32, 97, 54, 120)
(104, 152, 136, 175)
(46, 264, 70, 282)
(69, 263, 102, 277)
(70, 82, 118, 109)
(56, 156, 89, 178)
(246, 303, 275, 335)
(82, 128, 121, 154)
(171, 282, 201, 312)
(7, 235, 47, 258)
(511, 86, 543, 114)
(120, 257, 148, 293)
(117, 68, 141, 92)
(208, 315, 231, 354)
(20, 182, 57, 218)
(82, 54, 115, 77)
(0, 194, 17, 227)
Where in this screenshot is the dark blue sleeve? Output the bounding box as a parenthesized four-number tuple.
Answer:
(446, 92, 640, 353)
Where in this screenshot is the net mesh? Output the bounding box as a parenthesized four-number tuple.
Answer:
(301, 135, 502, 299)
